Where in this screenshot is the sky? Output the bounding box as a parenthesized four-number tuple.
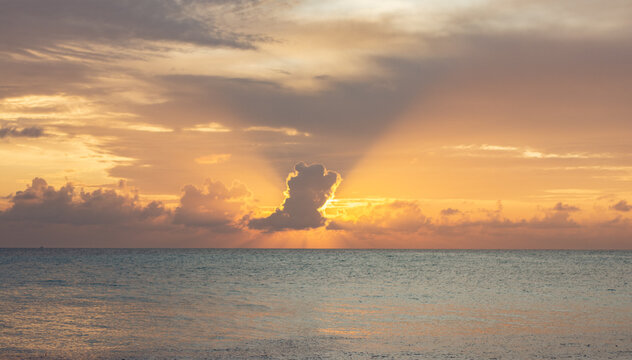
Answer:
(1, 0, 631, 248)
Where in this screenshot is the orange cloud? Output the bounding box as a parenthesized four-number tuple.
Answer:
(194, 154, 231, 165)
(1, 176, 631, 249)
(173, 179, 251, 231)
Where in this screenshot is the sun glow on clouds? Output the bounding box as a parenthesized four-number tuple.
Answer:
(249, 163, 341, 231)
(184, 123, 231, 133)
(117, 0, 452, 91)
(244, 126, 310, 137)
(1, 0, 632, 248)
(445, 144, 613, 159)
(0, 94, 172, 133)
(118, 123, 173, 133)
(195, 154, 231, 165)
(0, 94, 94, 121)
(0, 134, 133, 196)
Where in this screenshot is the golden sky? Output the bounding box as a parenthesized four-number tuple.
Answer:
(1, 0, 631, 248)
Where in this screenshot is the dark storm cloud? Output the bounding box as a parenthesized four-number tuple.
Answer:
(611, 200, 632, 212)
(0, 0, 260, 53)
(0, 126, 44, 138)
(1, 178, 168, 225)
(249, 162, 341, 231)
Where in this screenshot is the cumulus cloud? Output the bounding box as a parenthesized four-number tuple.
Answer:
(0, 126, 44, 138)
(0, 176, 254, 231)
(611, 200, 632, 212)
(0, 177, 258, 246)
(173, 179, 251, 230)
(249, 162, 341, 231)
(0, 178, 168, 225)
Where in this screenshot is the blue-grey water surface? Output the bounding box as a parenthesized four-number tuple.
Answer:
(0, 249, 630, 359)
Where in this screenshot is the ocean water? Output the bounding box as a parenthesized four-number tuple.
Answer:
(0, 249, 630, 359)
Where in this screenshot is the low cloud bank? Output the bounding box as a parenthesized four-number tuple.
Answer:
(1, 175, 630, 249)
(0, 177, 253, 247)
(326, 200, 630, 249)
(1, 178, 167, 225)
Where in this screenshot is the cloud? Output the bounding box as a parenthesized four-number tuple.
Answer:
(440, 207, 461, 216)
(444, 144, 611, 160)
(173, 179, 251, 230)
(0, 126, 44, 138)
(552, 202, 580, 212)
(244, 126, 311, 137)
(249, 162, 341, 231)
(195, 153, 231, 165)
(0, 177, 256, 246)
(0, 0, 260, 54)
(611, 200, 632, 212)
(328, 200, 428, 234)
(325, 200, 630, 249)
(2, 1, 632, 249)
(1, 177, 630, 249)
(184, 122, 231, 133)
(0, 178, 168, 225)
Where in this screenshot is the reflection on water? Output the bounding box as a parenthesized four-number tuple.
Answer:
(0, 249, 630, 359)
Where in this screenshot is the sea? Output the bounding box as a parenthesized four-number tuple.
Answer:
(0, 249, 630, 359)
